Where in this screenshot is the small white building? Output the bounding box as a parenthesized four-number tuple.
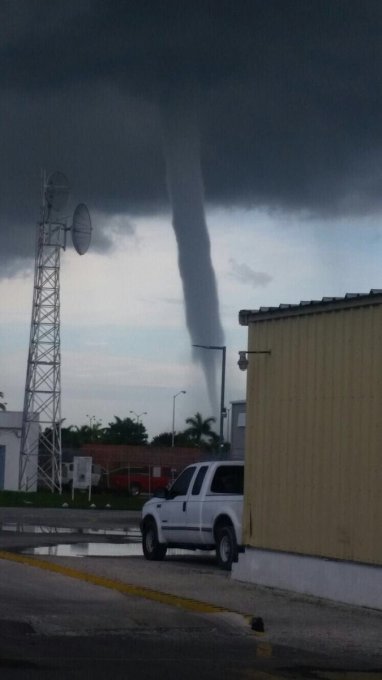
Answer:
(230, 400, 246, 460)
(0, 411, 38, 491)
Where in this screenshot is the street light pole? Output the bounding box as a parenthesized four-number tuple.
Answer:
(192, 344, 226, 451)
(172, 391, 186, 447)
(226, 406, 231, 443)
(129, 410, 147, 423)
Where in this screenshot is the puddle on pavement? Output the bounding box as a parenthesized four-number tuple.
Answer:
(22, 542, 216, 558)
(23, 542, 144, 557)
(5, 523, 215, 559)
(1, 523, 76, 534)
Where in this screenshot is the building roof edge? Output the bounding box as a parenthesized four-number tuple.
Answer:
(239, 289, 382, 325)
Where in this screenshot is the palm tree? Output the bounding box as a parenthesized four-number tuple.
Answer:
(0, 391, 6, 411)
(103, 416, 148, 445)
(184, 412, 217, 447)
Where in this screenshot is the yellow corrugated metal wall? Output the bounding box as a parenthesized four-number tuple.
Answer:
(244, 305, 382, 565)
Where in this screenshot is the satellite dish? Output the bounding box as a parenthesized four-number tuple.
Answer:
(71, 203, 92, 255)
(45, 171, 70, 212)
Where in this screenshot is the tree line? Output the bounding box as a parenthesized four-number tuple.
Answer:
(60, 412, 223, 451)
(0, 391, 228, 451)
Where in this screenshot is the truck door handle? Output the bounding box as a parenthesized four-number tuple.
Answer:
(182, 501, 187, 512)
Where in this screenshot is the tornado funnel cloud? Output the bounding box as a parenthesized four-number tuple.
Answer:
(161, 96, 224, 413)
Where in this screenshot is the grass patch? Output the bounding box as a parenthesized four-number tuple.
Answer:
(0, 489, 145, 511)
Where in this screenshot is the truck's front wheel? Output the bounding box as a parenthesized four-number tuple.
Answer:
(142, 519, 167, 561)
(216, 525, 238, 571)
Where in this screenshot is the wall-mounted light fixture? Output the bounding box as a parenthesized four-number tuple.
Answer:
(238, 350, 271, 371)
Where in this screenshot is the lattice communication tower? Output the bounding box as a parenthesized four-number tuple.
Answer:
(19, 172, 92, 491)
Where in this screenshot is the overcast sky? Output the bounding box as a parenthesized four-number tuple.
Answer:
(1, 1, 382, 438)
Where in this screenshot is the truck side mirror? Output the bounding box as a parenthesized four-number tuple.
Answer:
(153, 487, 169, 499)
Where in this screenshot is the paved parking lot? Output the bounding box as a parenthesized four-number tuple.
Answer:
(0, 506, 382, 678)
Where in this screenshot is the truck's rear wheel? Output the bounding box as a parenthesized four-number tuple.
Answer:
(216, 525, 238, 571)
(142, 519, 167, 561)
(130, 483, 141, 496)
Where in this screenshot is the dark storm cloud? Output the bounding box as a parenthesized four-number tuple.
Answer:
(1, 0, 382, 267)
(0, 85, 164, 270)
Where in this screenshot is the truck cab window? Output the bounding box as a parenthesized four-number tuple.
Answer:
(169, 466, 196, 498)
(191, 466, 208, 495)
(210, 465, 244, 494)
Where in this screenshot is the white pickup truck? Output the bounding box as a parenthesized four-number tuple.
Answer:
(141, 460, 244, 570)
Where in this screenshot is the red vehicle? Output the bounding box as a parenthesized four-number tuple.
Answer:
(109, 466, 174, 496)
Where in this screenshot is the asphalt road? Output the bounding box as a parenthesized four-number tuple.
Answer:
(0, 507, 382, 679)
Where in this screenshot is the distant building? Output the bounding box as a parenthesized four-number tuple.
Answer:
(234, 290, 382, 610)
(80, 444, 206, 479)
(229, 400, 246, 460)
(0, 411, 38, 491)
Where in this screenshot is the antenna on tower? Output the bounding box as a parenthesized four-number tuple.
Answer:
(19, 172, 92, 492)
(45, 170, 70, 213)
(71, 203, 92, 255)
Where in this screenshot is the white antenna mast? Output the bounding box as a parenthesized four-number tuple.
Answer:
(19, 172, 92, 492)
